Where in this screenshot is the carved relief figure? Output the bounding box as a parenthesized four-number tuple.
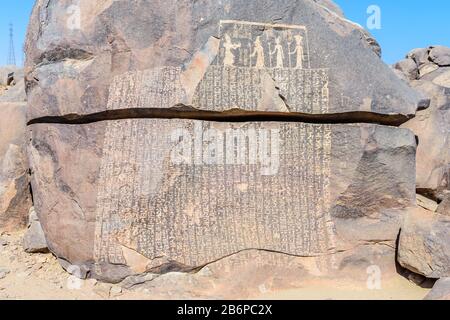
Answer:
(289, 35, 304, 69)
(250, 36, 265, 68)
(223, 34, 241, 66)
(270, 37, 284, 68)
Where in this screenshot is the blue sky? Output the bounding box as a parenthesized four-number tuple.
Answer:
(0, 1, 449, 65)
(0, 0, 34, 66)
(335, 0, 450, 63)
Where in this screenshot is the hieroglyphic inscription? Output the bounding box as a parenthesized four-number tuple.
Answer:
(94, 120, 336, 270)
(105, 21, 330, 114)
(94, 21, 337, 274)
(106, 67, 186, 110)
(192, 21, 329, 113)
(192, 67, 329, 113)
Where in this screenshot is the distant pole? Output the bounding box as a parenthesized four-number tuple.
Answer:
(7, 23, 16, 66)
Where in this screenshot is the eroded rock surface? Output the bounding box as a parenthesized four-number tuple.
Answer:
(398, 207, 450, 279)
(0, 65, 30, 231)
(0, 103, 30, 231)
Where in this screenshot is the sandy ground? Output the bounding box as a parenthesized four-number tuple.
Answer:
(0, 230, 430, 300)
(258, 278, 430, 300)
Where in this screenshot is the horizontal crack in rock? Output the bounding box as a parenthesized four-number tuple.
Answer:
(27, 106, 413, 127)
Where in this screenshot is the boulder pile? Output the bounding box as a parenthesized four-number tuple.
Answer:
(393, 46, 449, 299)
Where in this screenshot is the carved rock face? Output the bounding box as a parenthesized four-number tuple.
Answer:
(29, 120, 416, 282)
(26, 0, 420, 287)
(26, 0, 425, 120)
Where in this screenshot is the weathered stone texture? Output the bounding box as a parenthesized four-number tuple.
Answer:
(396, 47, 450, 199)
(25, 0, 423, 120)
(398, 207, 450, 279)
(29, 120, 416, 281)
(0, 102, 31, 231)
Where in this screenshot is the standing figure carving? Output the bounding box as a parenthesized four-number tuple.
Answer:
(289, 35, 304, 69)
(250, 36, 265, 68)
(270, 37, 284, 68)
(223, 34, 241, 66)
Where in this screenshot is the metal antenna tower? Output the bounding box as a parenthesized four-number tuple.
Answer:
(7, 23, 16, 65)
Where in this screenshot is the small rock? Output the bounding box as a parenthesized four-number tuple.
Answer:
(425, 278, 450, 300)
(407, 47, 430, 66)
(429, 46, 450, 66)
(120, 273, 158, 289)
(110, 286, 123, 297)
(58, 258, 90, 279)
(416, 194, 439, 212)
(23, 207, 49, 254)
(398, 207, 450, 278)
(418, 63, 439, 78)
(394, 58, 419, 80)
(0, 238, 8, 246)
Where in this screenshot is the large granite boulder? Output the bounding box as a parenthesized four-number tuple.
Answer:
(26, 0, 421, 286)
(395, 47, 450, 201)
(398, 207, 450, 279)
(0, 66, 31, 231)
(25, 0, 425, 121)
(429, 46, 450, 67)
